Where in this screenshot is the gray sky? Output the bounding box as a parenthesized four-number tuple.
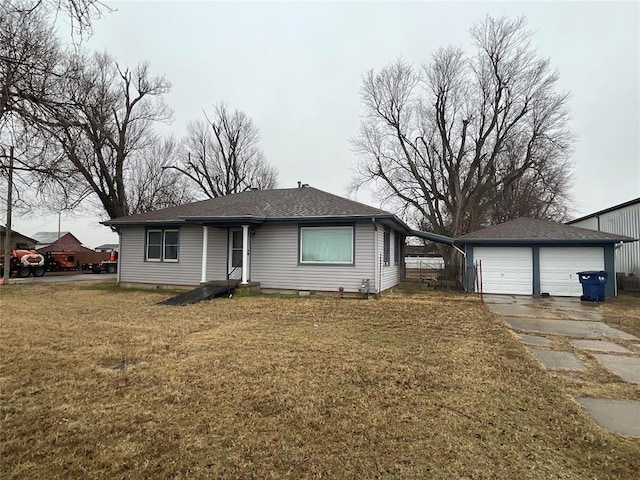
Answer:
(11, 0, 640, 247)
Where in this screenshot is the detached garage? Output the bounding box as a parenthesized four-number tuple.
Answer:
(459, 218, 636, 298)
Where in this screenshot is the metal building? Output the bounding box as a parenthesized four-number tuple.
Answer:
(567, 198, 640, 276)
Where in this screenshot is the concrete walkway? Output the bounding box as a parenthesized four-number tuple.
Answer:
(485, 294, 640, 438)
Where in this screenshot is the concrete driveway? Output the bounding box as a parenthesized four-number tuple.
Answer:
(485, 294, 640, 438)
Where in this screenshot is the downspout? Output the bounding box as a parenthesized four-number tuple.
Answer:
(613, 241, 625, 296)
(451, 241, 468, 292)
(372, 218, 378, 294)
(116, 229, 121, 284)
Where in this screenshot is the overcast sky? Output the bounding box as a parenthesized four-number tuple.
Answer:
(10, 0, 640, 248)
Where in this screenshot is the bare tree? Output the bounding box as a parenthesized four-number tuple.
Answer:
(175, 104, 278, 198)
(0, 0, 106, 215)
(352, 16, 573, 268)
(43, 51, 173, 219)
(127, 135, 196, 214)
(4, 0, 106, 37)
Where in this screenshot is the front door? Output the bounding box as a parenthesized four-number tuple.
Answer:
(228, 229, 243, 280)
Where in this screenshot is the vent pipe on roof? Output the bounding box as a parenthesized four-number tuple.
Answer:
(297, 181, 309, 188)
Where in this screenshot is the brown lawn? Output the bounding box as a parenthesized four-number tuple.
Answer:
(1, 281, 639, 479)
(603, 291, 640, 338)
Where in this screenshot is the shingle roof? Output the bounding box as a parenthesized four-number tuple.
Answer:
(458, 218, 635, 243)
(104, 187, 399, 226)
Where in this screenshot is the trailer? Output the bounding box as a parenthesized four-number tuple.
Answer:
(43, 251, 111, 271)
(90, 251, 118, 274)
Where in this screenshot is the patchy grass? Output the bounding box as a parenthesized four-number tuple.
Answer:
(603, 291, 640, 338)
(1, 282, 639, 479)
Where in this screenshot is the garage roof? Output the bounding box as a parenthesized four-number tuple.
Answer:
(458, 218, 636, 244)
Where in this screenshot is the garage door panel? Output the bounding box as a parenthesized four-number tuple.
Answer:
(539, 247, 604, 297)
(474, 247, 533, 295)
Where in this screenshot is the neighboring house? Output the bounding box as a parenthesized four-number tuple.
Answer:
(566, 198, 639, 276)
(33, 232, 94, 253)
(94, 244, 119, 253)
(0, 226, 37, 255)
(404, 244, 444, 270)
(458, 218, 636, 298)
(103, 187, 429, 294)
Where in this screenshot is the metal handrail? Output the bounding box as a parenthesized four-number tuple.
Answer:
(226, 265, 241, 297)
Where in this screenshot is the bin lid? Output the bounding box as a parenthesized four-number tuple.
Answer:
(577, 270, 608, 276)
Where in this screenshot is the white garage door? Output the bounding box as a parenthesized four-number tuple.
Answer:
(474, 247, 533, 295)
(539, 247, 604, 297)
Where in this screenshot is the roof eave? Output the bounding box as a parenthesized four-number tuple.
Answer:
(458, 238, 636, 245)
(102, 219, 187, 227)
(409, 230, 456, 245)
(104, 214, 412, 229)
(567, 197, 640, 224)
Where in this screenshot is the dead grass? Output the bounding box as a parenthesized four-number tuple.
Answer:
(602, 291, 640, 337)
(1, 282, 639, 479)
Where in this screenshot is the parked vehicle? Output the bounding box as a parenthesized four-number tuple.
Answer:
(44, 251, 80, 271)
(0, 248, 46, 278)
(42, 251, 112, 272)
(91, 251, 118, 274)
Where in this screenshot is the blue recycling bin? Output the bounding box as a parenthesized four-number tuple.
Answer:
(577, 271, 608, 302)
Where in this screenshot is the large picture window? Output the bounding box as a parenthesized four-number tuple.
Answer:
(300, 226, 354, 264)
(146, 229, 179, 262)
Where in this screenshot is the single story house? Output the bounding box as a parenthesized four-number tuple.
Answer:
(458, 218, 636, 297)
(103, 186, 435, 294)
(94, 243, 119, 253)
(404, 244, 444, 270)
(0, 226, 37, 255)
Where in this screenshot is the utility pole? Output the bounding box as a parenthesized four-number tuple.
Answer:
(3, 146, 14, 283)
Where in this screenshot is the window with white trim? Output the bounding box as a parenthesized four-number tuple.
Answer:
(383, 228, 391, 266)
(300, 226, 354, 264)
(146, 229, 179, 262)
(394, 233, 401, 265)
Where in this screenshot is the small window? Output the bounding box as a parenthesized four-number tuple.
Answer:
(394, 234, 401, 265)
(147, 230, 163, 261)
(163, 230, 179, 262)
(300, 226, 354, 264)
(146, 229, 179, 262)
(383, 228, 390, 266)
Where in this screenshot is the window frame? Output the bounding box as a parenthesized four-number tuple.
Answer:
(162, 229, 180, 262)
(383, 228, 391, 266)
(145, 228, 180, 263)
(394, 233, 401, 266)
(298, 225, 355, 266)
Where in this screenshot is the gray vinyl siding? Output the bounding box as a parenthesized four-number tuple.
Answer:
(571, 202, 640, 275)
(250, 222, 376, 293)
(119, 225, 203, 286)
(378, 227, 401, 291)
(205, 227, 228, 281)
